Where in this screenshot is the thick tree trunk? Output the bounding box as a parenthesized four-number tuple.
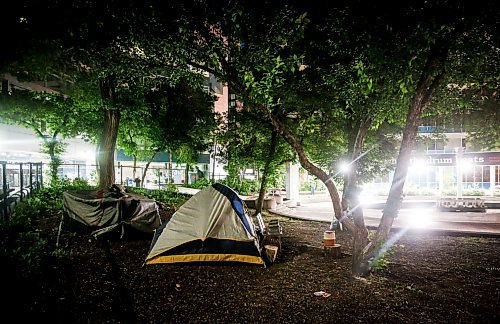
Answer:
(342, 118, 371, 275)
(98, 109, 120, 189)
(362, 36, 452, 272)
(97, 76, 120, 190)
(256, 130, 278, 215)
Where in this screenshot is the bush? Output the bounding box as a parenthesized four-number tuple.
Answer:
(1, 220, 51, 279)
(1, 178, 94, 280)
(8, 231, 48, 277)
(128, 187, 189, 210)
(403, 187, 437, 196)
(185, 178, 260, 195)
(236, 179, 260, 195)
(185, 178, 213, 190)
(463, 189, 486, 196)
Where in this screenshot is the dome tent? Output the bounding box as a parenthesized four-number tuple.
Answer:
(145, 183, 265, 266)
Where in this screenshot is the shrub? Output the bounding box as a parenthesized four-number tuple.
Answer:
(463, 189, 486, 196)
(0, 229, 50, 278)
(128, 187, 189, 210)
(236, 179, 260, 195)
(370, 243, 404, 272)
(1, 178, 93, 280)
(185, 178, 213, 190)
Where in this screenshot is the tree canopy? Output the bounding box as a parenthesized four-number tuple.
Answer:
(2, 0, 499, 276)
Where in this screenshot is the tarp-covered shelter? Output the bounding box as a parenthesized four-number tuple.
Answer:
(145, 183, 265, 266)
(62, 186, 161, 237)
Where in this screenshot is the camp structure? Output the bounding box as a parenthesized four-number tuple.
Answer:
(61, 185, 161, 238)
(145, 183, 265, 266)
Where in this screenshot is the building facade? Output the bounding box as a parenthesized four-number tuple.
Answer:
(366, 125, 500, 197)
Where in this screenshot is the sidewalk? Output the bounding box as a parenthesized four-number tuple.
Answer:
(269, 199, 500, 236)
(177, 186, 500, 236)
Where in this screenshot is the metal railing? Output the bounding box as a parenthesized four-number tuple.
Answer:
(1, 161, 43, 221)
(0, 160, 229, 220)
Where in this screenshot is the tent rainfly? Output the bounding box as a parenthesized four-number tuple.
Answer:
(145, 183, 265, 266)
(62, 186, 161, 237)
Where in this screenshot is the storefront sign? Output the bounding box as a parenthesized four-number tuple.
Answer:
(412, 151, 500, 166)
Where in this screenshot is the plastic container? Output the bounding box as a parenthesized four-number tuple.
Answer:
(323, 230, 336, 246)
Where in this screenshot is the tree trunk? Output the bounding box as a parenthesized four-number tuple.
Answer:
(342, 118, 371, 275)
(256, 130, 278, 215)
(361, 35, 452, 273)
(267, 113, 357, 234)
(97, 76, 120, 190)
(46, 139, 60, 184)
(98, 109, 120, 189)
(132, 155, 137, 179)
(141, 151, 158, 186)
(185, 163, 190, 185)
(216, 38, 451, 275)
(219, 61, 356, 232)
(24, 124, 62, 185)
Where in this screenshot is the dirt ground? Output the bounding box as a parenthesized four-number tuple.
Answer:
(3, 212, 500, 324)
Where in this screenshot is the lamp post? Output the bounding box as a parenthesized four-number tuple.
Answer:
(455, 147, 463, 198)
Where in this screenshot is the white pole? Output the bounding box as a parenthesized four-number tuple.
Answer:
(456, 148, 463, 198)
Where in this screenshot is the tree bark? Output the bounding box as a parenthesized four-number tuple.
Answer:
(256, 130, 278, 215)
(141, 151, 158, 186)
(185, 163, 190, 185)
(342, 118, 371, 275)
(268, 112, 357, 234)
(97, 76, 120, 190)
(47, 139, 59, 183)
(362, 35, 452, 272)
(132, 154, 137, 179)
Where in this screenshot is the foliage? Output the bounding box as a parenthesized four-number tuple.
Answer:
(266, 164, 287, 189)
(0, 90, 83, 182)
(0, 230, 49, 278)
(118, 79, 218, 172)
(185, 178, 213, 190)
(4, 0, 209, 188)
(234, 179, 261, 196)
(370, 242, 404, 272)
(185, 177, 261, 196)
(463, 189, 486, 196)
(127, 187, 189, 210)
(0, 178, 92, 279)
(8, 178, 94, 229)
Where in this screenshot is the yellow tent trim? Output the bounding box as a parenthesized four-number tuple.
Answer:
(148, 237, 257, 260)
(146, 253, 264, 265)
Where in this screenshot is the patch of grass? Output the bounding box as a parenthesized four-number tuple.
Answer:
(370, 243, 405, 272)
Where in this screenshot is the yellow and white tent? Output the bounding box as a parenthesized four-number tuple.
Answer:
(145, 183, 265, 266)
